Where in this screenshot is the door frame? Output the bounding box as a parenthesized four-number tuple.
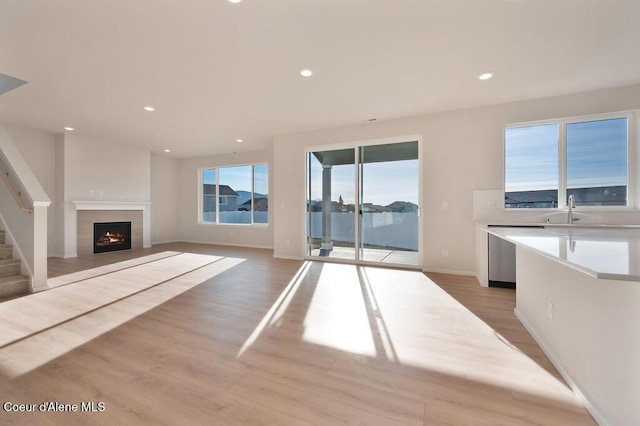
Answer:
(303, 134, 423, 269)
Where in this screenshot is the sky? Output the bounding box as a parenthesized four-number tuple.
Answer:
(505, 118, 627, 192)
(203, 164, 268, 195)
(308, 156, 419, 206)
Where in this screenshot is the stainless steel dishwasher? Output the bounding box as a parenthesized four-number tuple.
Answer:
(488, 231, 516, 288)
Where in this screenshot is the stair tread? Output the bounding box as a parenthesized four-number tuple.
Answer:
(0, 275, 29, 284)
(0, 230, 27, 299)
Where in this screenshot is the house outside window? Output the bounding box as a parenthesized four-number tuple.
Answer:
(200, 164, 268, 224)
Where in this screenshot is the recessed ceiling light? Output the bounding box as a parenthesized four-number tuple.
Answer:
(144, 106, 155, 112)
(228, 0, 242, 3)
(300, 69, 313, 77)
(478, 72, 494, 81)
(236, 139, 244, 143)
(163, 149, 171, 153)
(63, 126, 74, 131)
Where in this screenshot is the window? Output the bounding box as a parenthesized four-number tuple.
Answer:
(505, 124, 559, 208)
(201, 164, 268, 224)
(505, 113, 630, 208)
(202, 168, 217, 222)
(566, 118, 627, 206)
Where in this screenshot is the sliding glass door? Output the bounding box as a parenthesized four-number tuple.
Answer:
(358, 142, 419, 265)
(306, 140, 420, 267)
(307, 149, 356, 260)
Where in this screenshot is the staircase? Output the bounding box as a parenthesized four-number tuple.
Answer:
(0, 230, 30, 299)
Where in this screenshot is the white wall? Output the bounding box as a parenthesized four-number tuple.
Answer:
(177, 149, 273, 249)
(60, 134, 151, 257)
(273, 83, 640, 273)
(150, 153, 179, 244)
(63, 134, 150, 201)
(2, 125, 57, 255)
(515, 247, 640, 425)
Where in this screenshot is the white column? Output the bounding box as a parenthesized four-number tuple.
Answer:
(320, 164, 333, 256)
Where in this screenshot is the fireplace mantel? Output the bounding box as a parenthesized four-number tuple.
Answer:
(69, 201, 152, 257)
(72, 201, 152, 211)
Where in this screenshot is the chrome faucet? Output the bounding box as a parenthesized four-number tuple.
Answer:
(567, 194, 576, 224)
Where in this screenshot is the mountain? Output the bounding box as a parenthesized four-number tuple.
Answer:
(236, 190, 267, 205)
(386, 201, 418, 212)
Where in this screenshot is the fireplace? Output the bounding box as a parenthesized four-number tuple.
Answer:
(93, 222, 132, 254)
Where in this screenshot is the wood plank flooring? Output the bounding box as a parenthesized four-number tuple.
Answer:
(0, 243, 595, 425)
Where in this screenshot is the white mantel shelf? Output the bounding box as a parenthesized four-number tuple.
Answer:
(72, 201, 152, 210)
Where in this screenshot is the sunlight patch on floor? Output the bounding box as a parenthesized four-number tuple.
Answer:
(277, 262, 583, 407)
(360, 266, 581, 405)
(0, 254, 244, 378)
(302, 263, 376, 357)
(47, 251, 183, 287)
(237, 261, 311, 357)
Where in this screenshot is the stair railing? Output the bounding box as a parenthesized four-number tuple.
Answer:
(0, 160, 33, 214)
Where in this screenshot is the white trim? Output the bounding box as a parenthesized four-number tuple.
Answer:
(72, 200, 152, 251)
(475, 274, 489, 287)
(179, 240, 274, 250)
(423, 267, 476, 276)
(198, 169, 205, 223)
(504, 111, 636, 211)
(558, 120, 567, 208)
(72, 201, 151, 210)
(273, 254, 304, 261)
(505, 109, 637, 129)
(514, 308, 610, 426)
(306, 133, 422, 153)
(304, 134, 423, 268)
(197, 221, 270, 228)
(150, 240, 179, 245)
(304, 255, 421, 271)
(199, 163, 270, 225)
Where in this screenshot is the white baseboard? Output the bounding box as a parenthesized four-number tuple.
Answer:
(273, 254, 304, 261)
(150, 240, 179, 245)
(514, 308, 609, 426)
(422, 267, 476, 276)
(475, 274, 489, 287)
(31, 283, 49, 293)
(179, 240, 274, 250)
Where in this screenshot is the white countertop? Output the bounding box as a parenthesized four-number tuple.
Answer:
(485, 225, 640, 281)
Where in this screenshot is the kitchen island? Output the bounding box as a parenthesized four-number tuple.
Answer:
(484, 225, 639, 426)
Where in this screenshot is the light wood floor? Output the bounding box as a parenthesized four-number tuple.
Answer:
(0, 243, 595, 425)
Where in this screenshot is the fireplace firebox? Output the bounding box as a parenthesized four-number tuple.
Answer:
(93, 222, 132, 254)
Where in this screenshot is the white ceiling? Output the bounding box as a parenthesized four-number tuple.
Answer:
(1, 0, 639, 158)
